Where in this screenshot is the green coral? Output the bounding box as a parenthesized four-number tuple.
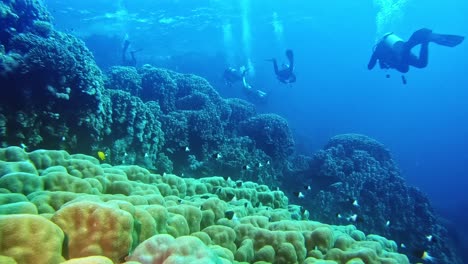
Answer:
(0, 147, 410, 264)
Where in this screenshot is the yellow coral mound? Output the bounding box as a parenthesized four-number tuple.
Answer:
(0, 147, 409, 264)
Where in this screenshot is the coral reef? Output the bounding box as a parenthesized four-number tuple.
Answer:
(240, 114, 295, 161)
(0, 2, 461, 264)
(0, 146, 410, 264)
(0, 0, 292, 186)
(100, 64, 286, 184)
(0, 0, 110, 153)
(100, 90, 164, 168)
(294, 134, 461, 264)
(105, 66, 142, 97)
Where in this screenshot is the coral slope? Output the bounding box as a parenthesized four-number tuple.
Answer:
(0, 146, 409, 264)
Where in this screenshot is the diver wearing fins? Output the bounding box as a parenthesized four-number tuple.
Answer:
(368, 28, 464, 74)
(241, 68, 268, 103)
(267, 49, 296, 84)
(223, 66, 244, 87)
(122, 35, 142, 67)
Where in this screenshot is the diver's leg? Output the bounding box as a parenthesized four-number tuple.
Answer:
(130, 52, 137, 67)
(122, 40, 130, 65)
(272, 59, 280, 75)
(409, 43, 428, 68)
(405, 28, 432, 49)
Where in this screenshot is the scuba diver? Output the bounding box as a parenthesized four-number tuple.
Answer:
(122, 35, 142, 67)
(267, 49, 296, 84)
(368, 28, 464, 74)
(241, 69, 268, 103)
(223, 66, 244, 87)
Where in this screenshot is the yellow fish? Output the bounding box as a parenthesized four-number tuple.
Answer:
(97, 151, 106, 161)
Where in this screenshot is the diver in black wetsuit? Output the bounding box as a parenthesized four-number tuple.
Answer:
(122, 37, 142, 67)
(223, 67, 244, 87)
(368, 28, 464, 74)
(267, 49, 296, 84)
(241, 69, 268, 103)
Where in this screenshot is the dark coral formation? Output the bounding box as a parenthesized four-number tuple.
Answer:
(1, 2, 110, 152)
(240, 114, 294, 160)
(105, 66, 142, 96)
(101, 90, 165, 168)
(294, 134, 462, 264)
(106, 66, 289, 183)
(0, 1, 291, 186)
(0, 0, 52, 43)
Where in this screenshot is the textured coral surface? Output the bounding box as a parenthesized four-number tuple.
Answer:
(0, 146, 409, 264)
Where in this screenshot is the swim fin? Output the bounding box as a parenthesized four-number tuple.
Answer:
(285, 49, 294, 63)
(430, 33, 464, 47)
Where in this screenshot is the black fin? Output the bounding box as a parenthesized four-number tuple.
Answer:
(431, 33, 465, 47)
(286, 49, 294, 62)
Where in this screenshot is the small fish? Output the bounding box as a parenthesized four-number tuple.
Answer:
(162, 172, 167, 177)
(412, 250, 435, 262)
(225, 210, 235, 220)
(336, 213, 343, 219)
(242, 165, 251, 170)
(20, 143, 28, 150)
(236, 181, 243, 188)
(255, 162, 263, 168)
(61, 136, 66, 141)
(300, 206, 306, 214)
(385, 220, 390, 227)
(304, 185, 311, 191)
(351, 199, 359, 207)
(144, 152, 149, 158)
(225, 210, 240, 224)
(330, 182, 343, 188)
(232, 213, 240, 224)
(231, 196, 237, 202)
(347, 214, 358, 222)
(266, 160, 271, 165)
(97, 151, 106, 161)
(293, 191, 305, 199)
(425, 235, 436, 243)
(244, 202, 248, 208)
(212, 153, 222, 160)
(400, 243, 406, 249)
(224, 176, 232, 182)
(402, 75, 407, 85)
(184, 146, 190, 152)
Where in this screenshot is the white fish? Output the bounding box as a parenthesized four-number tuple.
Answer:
(347, 214, 358, 222)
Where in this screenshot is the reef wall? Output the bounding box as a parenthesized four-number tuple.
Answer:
(0, 146, 410, 264)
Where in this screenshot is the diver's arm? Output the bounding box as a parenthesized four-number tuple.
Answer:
(367, 51, 378, 70)
(272, 59, 280, 75)
(242, 76, 249, 89)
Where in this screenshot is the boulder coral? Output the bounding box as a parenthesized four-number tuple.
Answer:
(240, 114, 295, 161)
(300, 133, 460, 264)
(126, 234, 223, 264)
(0, 146, 410, 264)
(0, 0, 110, 153)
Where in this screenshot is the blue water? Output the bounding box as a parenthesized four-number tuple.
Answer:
(46, 0, 468, 244)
